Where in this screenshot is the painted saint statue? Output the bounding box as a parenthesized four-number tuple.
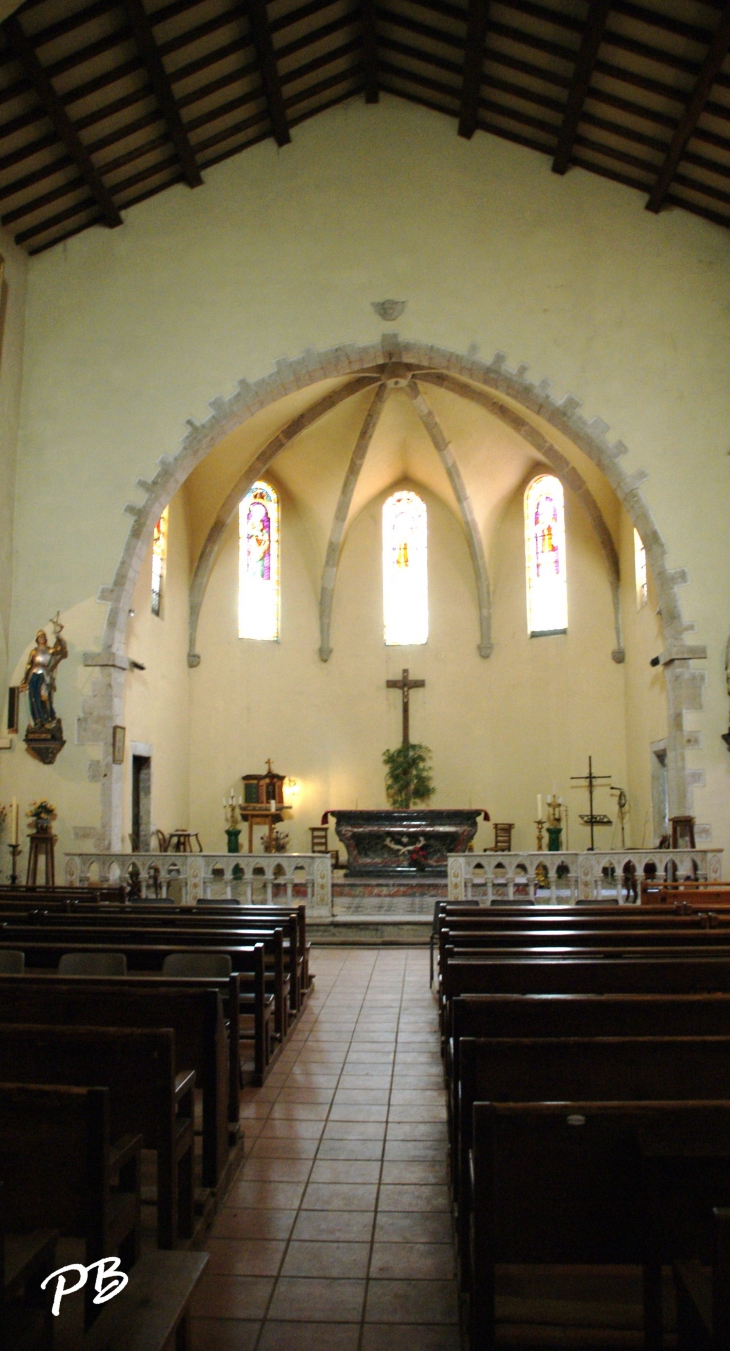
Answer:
(20, 616, 67, 728)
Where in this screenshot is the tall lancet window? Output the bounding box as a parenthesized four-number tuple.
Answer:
(524, 475, 568, 635)
(151, 506, 168, 617)
(239, 481, 280, 640)
(383, 490, 428, 646)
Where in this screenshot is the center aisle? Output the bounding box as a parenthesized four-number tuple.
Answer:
(191, 945, 460, 1350)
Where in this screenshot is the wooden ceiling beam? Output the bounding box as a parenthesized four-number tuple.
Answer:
(646, 6, 730, 212)
(458, 0, 489, 137)
(361, 0, 379, 102)
(121, 0, 202, 187)
(2, 15, 121, 227)
(552, 0, 612, 174)
(244, 0, 290, 146)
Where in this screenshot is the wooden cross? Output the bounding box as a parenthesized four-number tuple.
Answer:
(386, 668, 425, 746)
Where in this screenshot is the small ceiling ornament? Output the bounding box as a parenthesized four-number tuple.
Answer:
(371, 299, 406, 321)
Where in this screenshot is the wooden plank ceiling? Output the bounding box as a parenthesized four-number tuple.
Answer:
(0, 0, 728, 252)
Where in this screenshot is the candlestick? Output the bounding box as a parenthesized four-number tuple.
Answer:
(535, 818, 545, 852)
(10, 798, 18, 847)
(7, 842, 20, 885)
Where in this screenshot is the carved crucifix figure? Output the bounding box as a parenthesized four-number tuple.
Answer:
(386, 668, 425, 746)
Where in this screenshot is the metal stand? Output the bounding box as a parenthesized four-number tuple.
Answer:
(535, 818, 545, 851)
(7, 842, 21, 885)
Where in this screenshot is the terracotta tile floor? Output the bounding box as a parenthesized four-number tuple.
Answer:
(191, 946, 461, 1350)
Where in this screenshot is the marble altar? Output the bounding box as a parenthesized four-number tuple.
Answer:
(325, 808, 488, 876)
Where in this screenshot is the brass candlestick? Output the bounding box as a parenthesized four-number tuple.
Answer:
(535, 819, 545, 851)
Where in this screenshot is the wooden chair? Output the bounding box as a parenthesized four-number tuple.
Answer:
(58, 951, 127, 976)
(0, 953, 23, 974)
(309, 826, 339, 869)
(154, 829, 170, 853)
(488, 823, 514, 852)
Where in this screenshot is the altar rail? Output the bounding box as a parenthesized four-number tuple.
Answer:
(447, 849, 723, 905)
(65, 852, 333, 914)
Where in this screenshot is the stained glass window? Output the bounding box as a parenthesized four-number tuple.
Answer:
(634, 528, 647, 610)
(239, 481, 280, 641)
(151, 506, 168, 617)
(383, 490, 428, 646)
(524, 475, 568, 635)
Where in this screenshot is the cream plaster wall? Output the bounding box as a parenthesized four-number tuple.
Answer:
(0, 225, 27, 698)
(122, 490, 191, 845)
(620, 512, 668, 847)
(0, 94, 727, 858)
(189, 472, 626, 855)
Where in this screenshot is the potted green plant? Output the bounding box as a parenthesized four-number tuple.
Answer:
(382, 743, 435, 809)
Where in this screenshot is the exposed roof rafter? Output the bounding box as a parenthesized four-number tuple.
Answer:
(552, 0, 613, 175)
(2, 13, 122, 228)
(244, 0, 291, 146)
(120, 0, 202, 188)
(458, 0, 489, 138)
(646, 4, 730, 212)
(361, 0, 379, 102)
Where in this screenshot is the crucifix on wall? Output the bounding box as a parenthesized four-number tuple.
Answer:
(386, 668, 425, 746)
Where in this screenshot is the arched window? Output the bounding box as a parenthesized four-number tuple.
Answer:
(151, 506, 168, 617)
(239, 481, 280, 640)
(634, 528, 647, 610)
(383, 490, 428, 646)
(524, 475, 568, 635)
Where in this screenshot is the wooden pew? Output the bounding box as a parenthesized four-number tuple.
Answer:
(0, 1084, 141, 1327)
(0, 903, 308, 1014)
(441, 956, 730, 1048)
(0, 978, 232, 1188)
(673, 1207, 730, 1350)
(469, 1100, 730, 1351)
(456, 1034, 730, 1288)
(0, 1180, 57, 1351)
(0, 1025, 194, 1250)
(0, 946, 271, 1094)
(0, 934, 287, 1044)
(448, 992, 730, 1194)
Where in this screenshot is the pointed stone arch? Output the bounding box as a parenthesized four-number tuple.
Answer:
(88, 335, 704, 848)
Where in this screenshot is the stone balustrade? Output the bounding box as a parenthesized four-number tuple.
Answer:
(447, 848, 723, 905)
(65, 851, 333, 914)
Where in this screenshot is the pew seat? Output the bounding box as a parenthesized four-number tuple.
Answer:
(83, 1250, 209, 1351)
(673, 1208, 730, 1351)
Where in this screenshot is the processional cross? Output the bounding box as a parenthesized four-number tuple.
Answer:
(386, 669, 425, 746)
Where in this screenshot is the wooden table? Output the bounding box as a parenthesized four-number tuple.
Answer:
(239, 805, 292, 852)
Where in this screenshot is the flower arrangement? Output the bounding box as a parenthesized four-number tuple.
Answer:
(26, 799, 56, 827)
(410, 843, 429, 871)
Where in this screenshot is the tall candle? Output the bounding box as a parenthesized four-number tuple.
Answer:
(537, 794, 542, 819)
(10, 798, 17, 846)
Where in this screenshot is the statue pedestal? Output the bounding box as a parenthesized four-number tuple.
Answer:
(326, 809, 486, 877)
